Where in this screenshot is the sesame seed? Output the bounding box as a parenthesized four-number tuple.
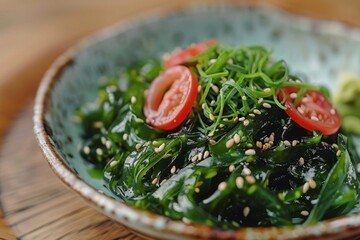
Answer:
(246, 175, 256, 184)
(310, 116, 319, 121)
(219, 124, 225, 128)
(290, 93, 297, 99)
(197, 152, 203, 160)
(242, 167, 251, 175)
(207, 132, 214, 137)
(264, 137, 270, 143)
(96, 148, 103, 156)
(110, 161, 118, 167)
(209, 114, 215, 121)
(299, 157, 305, 166)
(284, 140, 291, 147)
(269, 133, 275, 142)
(300, 210, 309, 216)
(160, 179, 167, 185)
(229, 164, 235, 172)
(330, 108, 336, 115)
(226, 138, 235, 149)
(151, 178, 158, 185)
(243, 119, 250, 126)
(245, 149, 256, 156)
(195, 187, 200, 193)
(105, 140, 112, 149)
(135, 143, 143, 150)
(197, 85, 202, 93)
(233, 134, 241, 144)
(332, 143, 338, 149)
(297, 107, 305, 114)
(256, 141, 263, 149)
(101, 137, 106, 145)
(203, 150, 210, 159)
(155, 143, 165, 153)
(242, 95, 247, 100)
(263, 88, 271, 93)
(258, 98, 264, 104)
(131, 96, 137, 104)
(295, 79, 302, 84)
(243, 207, 250, 217)
(356, 163, 360, 173)
(191, 155, 198, 162)
(239, 117, 245, 122)
(336, 150, 341, 157)
(253, 109, 261, 115)
(123, 133, 128, 141)
(208, 58, 217, 65)
(93, 121, 104, 128)
(309, 179, 317, 189)
(210, 100, 216, 106)
(249, 113, 255, 118)
(233, 117, 239, 123)
(211, 84, 219, 93)
(201, 103, 206, 109)
(303, 182, 310, 194)
(182, 217, 191, 224)
(292, 140, 299, 147)
(236, 177, 244, 189)
(171, 166, 176, 174)
(262, 103, 271, 109)
(83, 146, 90, 154)
(218, 182, 227, 191)
(209, 139, 216, 145)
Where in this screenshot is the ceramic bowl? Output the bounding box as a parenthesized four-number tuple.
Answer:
(34, 4, 360, 239)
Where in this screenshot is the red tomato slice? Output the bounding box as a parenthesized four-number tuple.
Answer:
(164, 39, 218, 68)
(277, 87, 341, 135)
(144, 66, 198, 130)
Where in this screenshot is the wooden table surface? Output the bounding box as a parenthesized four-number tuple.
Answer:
(1, 0, 360, 239)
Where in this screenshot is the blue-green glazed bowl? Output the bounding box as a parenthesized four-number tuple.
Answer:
(34, 4, 360, 239)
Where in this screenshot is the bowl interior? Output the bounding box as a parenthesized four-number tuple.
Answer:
(45, 5, 360, 204)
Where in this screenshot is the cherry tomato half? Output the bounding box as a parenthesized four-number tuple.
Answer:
(164, 39, 218, 68)
(144, 66, 198, 130)
(277, 87, 341, 136)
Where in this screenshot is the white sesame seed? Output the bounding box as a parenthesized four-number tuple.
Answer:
(191, 155, 198, 162)
(105, 140, 112, 149)
(83, 146, 90, 154)
(203, 150, 210, 159)
(309, 179, 317, 189)
(239, 117, 245, 122)
(123, 133, 128, 141)
(209, 113, 215, 121)
(233, 134, 241, 144)
(110, 161, 118, 167)
(207, 132, 214, 137)
(131, 96, 137, 104)
(330, 108, 336, 115)
(197, 152, 203, 160)
(242, 167, 251, 175)
(269, 133, 275, 142)
(160, 179, 167, 185)
(310, 116, 319, 121)
(264, 88, 271, 93)
(229, 164, 235, 172)
(152, 178, 158, 185)
(264, 137, 270, 143)
(303, 182, 310, 194)
(201, 103, 206, 109)
(242, 95, 247, 100)
(243, 207, 250, 217)
(226, 138, 235, 149)
(182, 217, 191, 224)
(233, 116, 239, 123)
(357, 163, 360, 173)
(210, 100, 216, 106)
(284, 140, 291, 147)
(236, 177, 244, 189)
(332, 143, 338, 149)
(197, 85, 202, 93)
(135, 143, 143, 150)
(171, 166, 176, 174)
(299, 157, 305, 166)
(243, 119, 250, 126)
(208, 58, 217, 65)
(245, 149, 256, 156)
(253, 109, 261, 115)
(262, 103, 271, 109)
(290, 93, 297, 99)
(155, 143, 165, 153)
(195, 187, 200, 193)
(256, 141, 263, 149)
(101, 137, 106, 145)
(336, 150, 341, 157)
(292, 140, 299, 147)
(96, 148, 103, 156)
(300, 210, 309, 216)
(218, 182, 227, 191)
(249, 113, 255, 118)
(246, 175, 256, 184)
(209, 139, 216, 145)
(295, 79, 302, 84)
(258, 98, 264, 104)
(211, 84, 219, 93)
(297, 107, 305, 114)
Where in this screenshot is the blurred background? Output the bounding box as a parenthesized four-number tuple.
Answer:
(0, 0, 359, 239)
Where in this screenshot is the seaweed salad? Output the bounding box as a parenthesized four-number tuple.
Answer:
(76, 40, 360, 229)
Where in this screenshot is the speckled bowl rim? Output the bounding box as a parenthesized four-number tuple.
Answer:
(34, 4, 360, 240)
